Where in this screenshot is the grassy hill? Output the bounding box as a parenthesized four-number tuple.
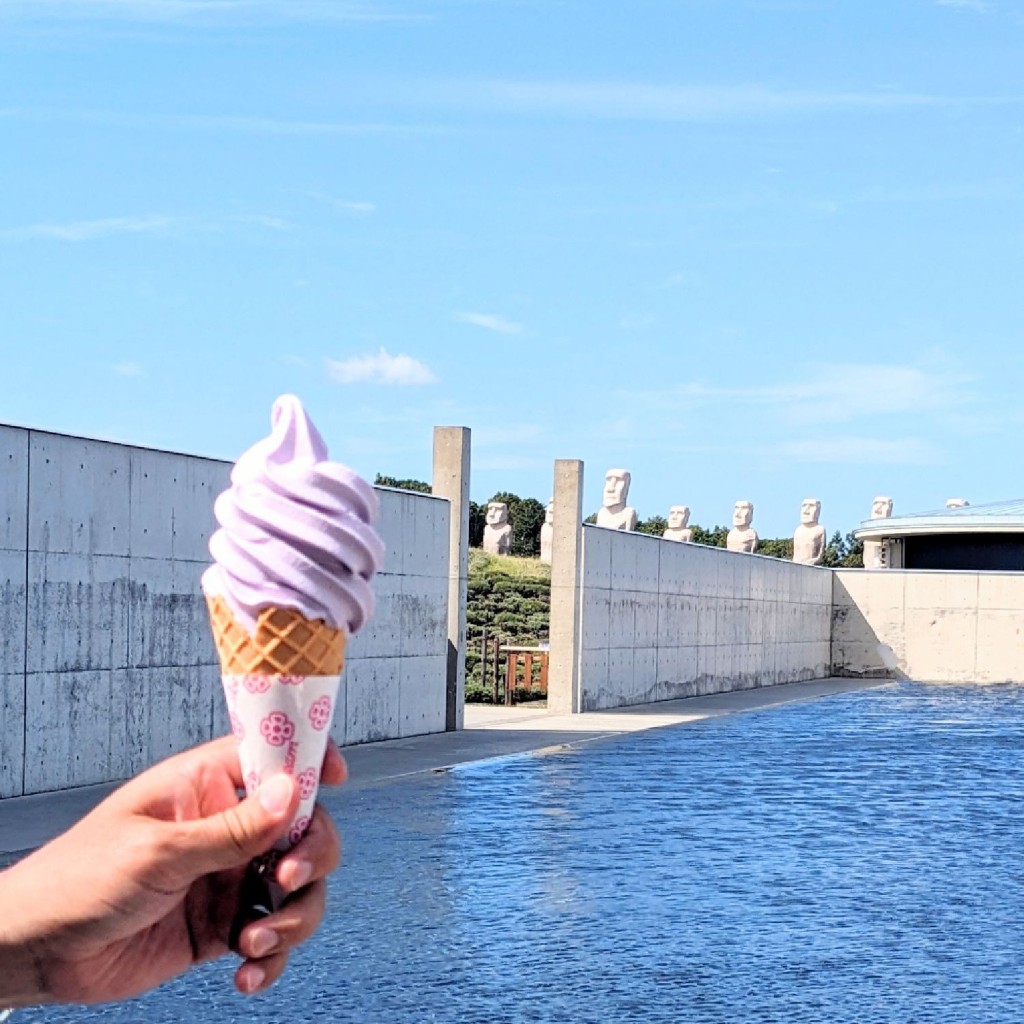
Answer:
(465, 550, 550, 702)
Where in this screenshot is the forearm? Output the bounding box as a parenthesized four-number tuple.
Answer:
(0, 864, 51, 1007)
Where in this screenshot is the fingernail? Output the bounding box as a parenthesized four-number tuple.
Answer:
(288, 860, 313, 891)
(242, 964, 266, 994)
(249, 926, 279, 958)
(258, 775, 293, 815)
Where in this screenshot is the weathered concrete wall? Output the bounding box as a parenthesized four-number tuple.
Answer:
(344, 487, 449, 746)
(577, 527, 832, 711)
(832, 570, 1024, 684)
(0, 427, 450, 798)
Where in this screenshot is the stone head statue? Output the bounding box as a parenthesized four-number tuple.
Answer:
(540, 498, 554, 564)
(870, 496, 893, 520)
(486, 501, 509, 526)
(732, 500, 753, 528)
(603, 468, 631, 510)
(667, 505, 690, 530)
(483, 501, 513, 555)
(945, 498, 969, 509)
(596, 468, 637, 531)
(727, 501, 757, 553)
(793, 498, 826, 565)
(800, 498, 821, 526)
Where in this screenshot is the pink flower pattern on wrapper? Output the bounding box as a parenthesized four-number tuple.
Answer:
(280, 675, 306, 686)
(297, 768, 318, 800)
(242, 675, 272, 694)
(245, 770, 261, 795)
(230, 713, 245, 741)
(289, 816, 311, 846)
(260, 711, 296, 747)
(309, 695, 332, 731)
(223, 677, 240, 701)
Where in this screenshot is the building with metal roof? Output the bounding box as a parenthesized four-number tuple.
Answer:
(853, 499, 1024, 571)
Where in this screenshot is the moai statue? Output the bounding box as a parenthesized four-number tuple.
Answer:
(863, 495, 893, 569)
(539, 498, 554, 564)
(946, 498, 969, 509)
(793, 498, 826, 565)
(482, 501, 513, 555)
(596, 468, 638, 531)
(662, 505, 693, 543)
(727, 500, 758, 553)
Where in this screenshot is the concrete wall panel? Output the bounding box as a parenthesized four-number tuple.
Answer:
(578, 530, 833, 710)
(0, 543, 27, 796)
(122, 666, 217, 774)
(398, 574, 448, 657)
(129, 448, 226, 561)
(832, 570, 1024, 683)
(399, 654, 447, 738)
(348, 571, 402, 660)
(128, 558, 214, 669)
(29, 433, 131, 556)
(343, 657, 402, 745)
(0, 426, 29, 550)
(24, 669, 129, 793)
(27, 552, 131, 673)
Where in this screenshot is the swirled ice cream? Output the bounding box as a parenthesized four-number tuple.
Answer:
(201, 394, 384, 636)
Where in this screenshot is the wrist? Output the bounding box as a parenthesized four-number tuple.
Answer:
(0, 865, 51, 1007)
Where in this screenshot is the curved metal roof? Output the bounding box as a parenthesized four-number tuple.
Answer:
(854, 498, 1024, 540)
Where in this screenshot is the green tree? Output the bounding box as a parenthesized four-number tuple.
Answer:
(690, 524, 728, 547)
(468, 501, 486, 548)
(841, 531, 864, 568)
(374, 474, 431, 494)
(756, 537, 794, 560)
(636, 515, 668, 537)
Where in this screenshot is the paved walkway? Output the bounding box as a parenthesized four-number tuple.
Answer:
(0, 677, 886, 861)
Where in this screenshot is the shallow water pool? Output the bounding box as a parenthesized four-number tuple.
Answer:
(25, 682, 1024, 1023)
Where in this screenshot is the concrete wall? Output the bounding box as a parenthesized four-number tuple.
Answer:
(0, 427, 450, 799)
(832, 570, 1024, 684)
(577, 526, 832, 711)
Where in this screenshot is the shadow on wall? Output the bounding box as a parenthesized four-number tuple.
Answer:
(830, 575, 892, 679)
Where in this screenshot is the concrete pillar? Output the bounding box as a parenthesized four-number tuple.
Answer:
(548, 459, 584, 714)
(432, 426, 471, 731)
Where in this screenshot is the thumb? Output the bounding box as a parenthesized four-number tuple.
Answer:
(177, 774, 298, 877)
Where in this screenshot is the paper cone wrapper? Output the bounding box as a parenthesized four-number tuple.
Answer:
(223, 672, 341, 852)
(206, 593, 347, 853)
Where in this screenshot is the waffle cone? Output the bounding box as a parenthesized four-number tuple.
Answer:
(206, 594, 346, 676)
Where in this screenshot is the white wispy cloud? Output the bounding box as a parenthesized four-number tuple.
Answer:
(0, 213, 289, 241)
(0, 107, 442, 138)
(415, 80, 952, 122)
(625, 360, 974, 428)
(326, 348, 439, 386)
(2, 216, 174, 241)
(112, 362, 146, 377)
(308, 192, 376, 216)
(936, 0, 990, 10)
(778, 436, 940, 465)
(0, 0, 421, 24)
(453, 311, 525, 335)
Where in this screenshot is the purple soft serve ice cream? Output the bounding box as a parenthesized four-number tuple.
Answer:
(201, 394, 385, 636)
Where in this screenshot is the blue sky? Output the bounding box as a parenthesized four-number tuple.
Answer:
(2, 0, 1022, 539)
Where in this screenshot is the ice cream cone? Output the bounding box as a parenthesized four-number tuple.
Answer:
(206, 594, 346, 677)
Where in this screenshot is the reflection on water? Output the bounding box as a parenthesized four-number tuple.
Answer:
(25, 683, 1024, 1023)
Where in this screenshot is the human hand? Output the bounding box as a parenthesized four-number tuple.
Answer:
(0, 735, 345, 1006)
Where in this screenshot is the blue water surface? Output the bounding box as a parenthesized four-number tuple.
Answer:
(23, 682, 1024, 1023)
